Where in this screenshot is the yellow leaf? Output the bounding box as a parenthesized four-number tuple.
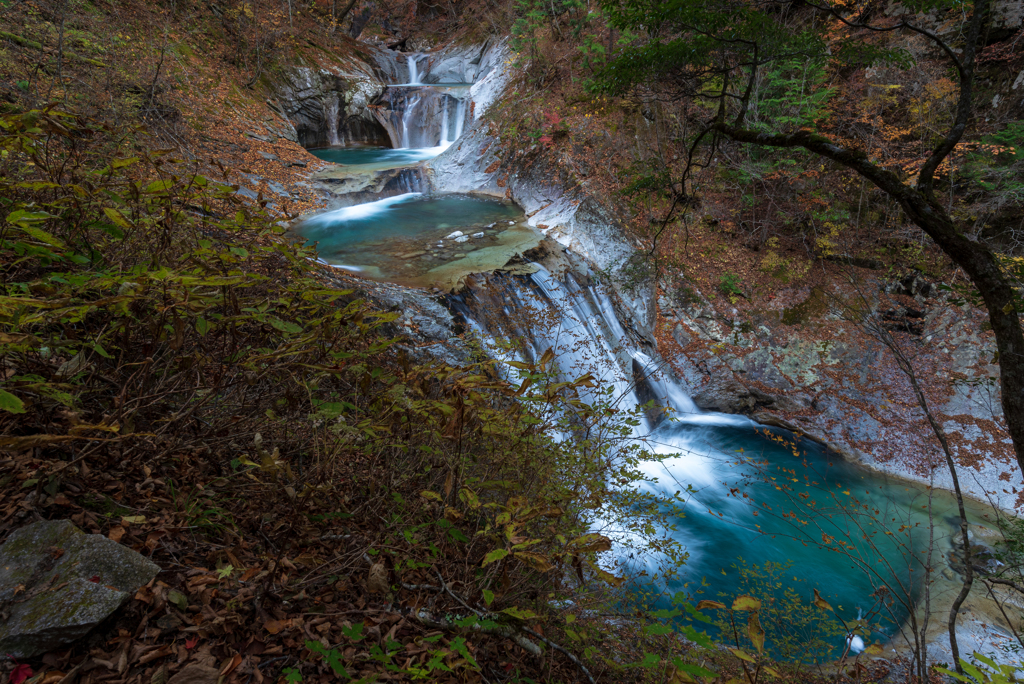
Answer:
(728, 647, 755, 663)
(747, 612, 765, 654)
(696, 600, 727, 611)
(731, 595, 761, 611)
(103, 207, 133, 231)
(813, 588, 833, 612)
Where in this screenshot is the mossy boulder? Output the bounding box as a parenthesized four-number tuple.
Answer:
(0, 519, 160, 658)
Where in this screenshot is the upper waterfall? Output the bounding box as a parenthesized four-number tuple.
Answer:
(407, 55, 422, 85)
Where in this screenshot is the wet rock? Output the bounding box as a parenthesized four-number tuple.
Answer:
(948, 543, 1000, 576)
(453, 235, 469, 243)
(0, 520, 160, 658)
(472, 232, 485, 238)
(445, 231, 464, 239)
(692, 379, 776, 414)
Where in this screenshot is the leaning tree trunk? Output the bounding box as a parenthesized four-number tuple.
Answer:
(712, 121, 1024, 483)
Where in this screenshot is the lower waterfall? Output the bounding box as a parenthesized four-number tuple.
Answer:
(449, 265, 974, 655)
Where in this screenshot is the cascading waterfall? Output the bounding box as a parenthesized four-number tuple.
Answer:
(373, 55, 474, 151)
(399, 94, 420, 149)
(298, 43, 976, 652)
(455, 266, 745, 434)
(324, 92, 342, 146)
(453, 98, 466, 141)
(439, 98, 450, 145)
(453, 264, 969, 654)
(297, 45, 979, 659)
(407, 55, 421, 85)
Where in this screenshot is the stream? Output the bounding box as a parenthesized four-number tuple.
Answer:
(290, 50, 981, 658)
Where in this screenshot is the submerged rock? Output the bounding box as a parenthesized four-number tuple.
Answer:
(0, 520, 160, 658)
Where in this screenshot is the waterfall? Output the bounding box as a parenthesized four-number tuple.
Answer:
(407, 55, 421, 85)
(325, 92, 341, 146)
(439, 98, 450, 145)
(399, 94, 420, 149)
(455, 265, 745, 434)
(453, 98, 466, 140)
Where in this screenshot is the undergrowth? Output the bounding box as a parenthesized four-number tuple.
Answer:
(0, 107, 708, 682)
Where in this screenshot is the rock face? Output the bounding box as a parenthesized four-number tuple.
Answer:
(0, 520, 160, 658)
(428, 119, 655, 335)
(270, 45, 402, 149)
(312, 164, 427, 206)
(420, 39, 506, 85)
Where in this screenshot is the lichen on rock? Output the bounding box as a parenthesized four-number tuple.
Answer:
(0, 519, 160, 658)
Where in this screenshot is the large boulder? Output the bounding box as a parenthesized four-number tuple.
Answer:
(0, 520, 160, 658)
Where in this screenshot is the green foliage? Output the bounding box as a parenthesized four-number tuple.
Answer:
(937, 652, 1024, 683)
(0, 107, 710, 679)
(747, 58, 834, 133)
(719, 272, 743, 299)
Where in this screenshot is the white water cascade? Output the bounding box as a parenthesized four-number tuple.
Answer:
(324, 92, 342, 146)
(455, 265, 748, 435)
(398, 94, 421, 149)
(407, 55, 421, 85)
(376, 53, 473, 152)
(439, 98, 449, 145)
(452, 98, 466, 141)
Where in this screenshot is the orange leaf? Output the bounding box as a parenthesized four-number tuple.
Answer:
(108, 526, 126, 543)
(220, 653, 243, 676)
(264, 619, 292, 634)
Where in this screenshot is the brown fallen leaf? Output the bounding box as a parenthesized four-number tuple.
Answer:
(166, 663, 220, 684)
(263, 619, 291, 635)
(219, 653, 242, 677)
(366, 562, 389, 594)
(108, 526, 126, 543)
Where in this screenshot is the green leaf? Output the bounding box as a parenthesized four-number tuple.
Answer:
(482, 589, 495, 606)
(102, 207, 133, 232)
(0, 389, 26, 414)
(482, 548, 509, 566)
(747, 612, 765, 654)
(728, 647, 755, 663)
(341, 622, 364, 641)
(196, 317, 211, 336)
(672, 660, 718, 679)
(500, 606, 538, 620)
(268, 317, 302, 334)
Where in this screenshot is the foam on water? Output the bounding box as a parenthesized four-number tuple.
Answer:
(303, 192, 422, 225)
